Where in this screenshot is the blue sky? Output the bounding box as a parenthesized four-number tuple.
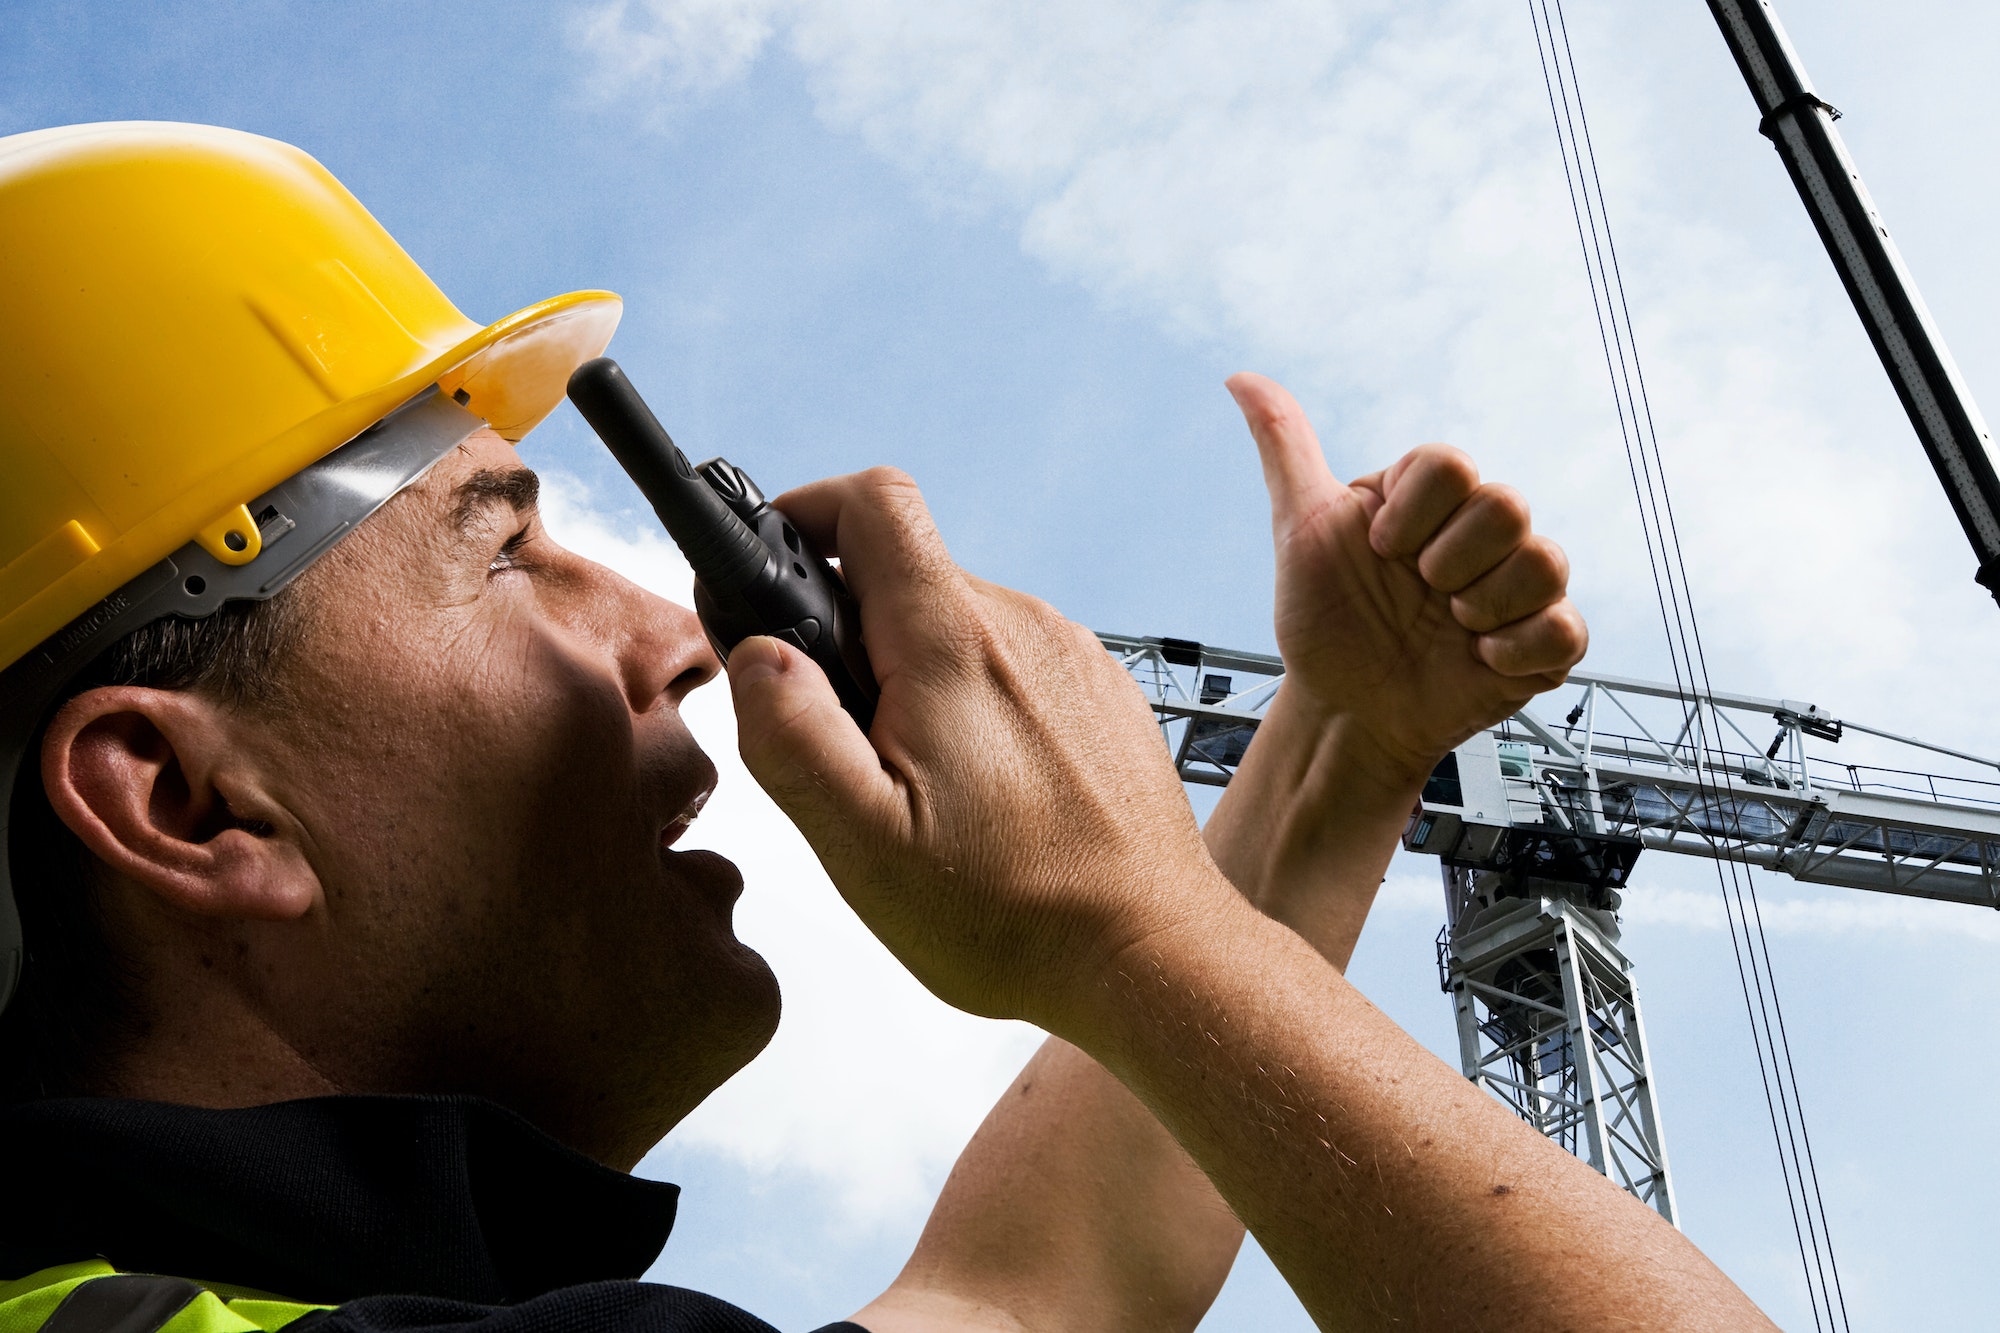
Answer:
(9, 1, 2000, 1327)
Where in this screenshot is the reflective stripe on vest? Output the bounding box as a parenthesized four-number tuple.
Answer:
(0, 1262, 329, 1332)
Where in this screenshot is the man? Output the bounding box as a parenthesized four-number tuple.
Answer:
(0, 122, 1773, 1331)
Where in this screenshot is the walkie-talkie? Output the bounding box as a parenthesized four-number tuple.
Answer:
(567, 358, 879, 731)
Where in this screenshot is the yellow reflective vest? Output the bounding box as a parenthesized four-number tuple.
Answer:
(0, 1261, 327, 1332)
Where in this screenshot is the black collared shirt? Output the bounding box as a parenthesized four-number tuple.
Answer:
(0, 1095, 867, 1333)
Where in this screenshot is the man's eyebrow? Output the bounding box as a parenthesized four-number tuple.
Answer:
(451, 466, 542, 533)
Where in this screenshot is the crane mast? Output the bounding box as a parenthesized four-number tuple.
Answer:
(1706, 0, 2000, 605)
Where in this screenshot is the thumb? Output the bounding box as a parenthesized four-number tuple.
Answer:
(727, 636, 900, 853)
(1225, 372, 1349, 536)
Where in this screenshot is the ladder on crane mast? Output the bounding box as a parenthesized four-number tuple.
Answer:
(1100, 631, 2000, 1221)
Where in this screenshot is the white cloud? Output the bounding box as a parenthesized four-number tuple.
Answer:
(1621, 880, 2000, 941)
(535, 474, 1043, 1225)
(569, 0, 2000, 752)
(571, 0, 785, 103)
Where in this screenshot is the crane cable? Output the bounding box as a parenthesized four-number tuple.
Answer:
(1526, 4, 1851, 1327)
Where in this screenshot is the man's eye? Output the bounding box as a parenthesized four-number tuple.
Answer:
(489, 527, 533, 573)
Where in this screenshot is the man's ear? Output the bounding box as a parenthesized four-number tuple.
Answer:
(40, 685, 318, 922)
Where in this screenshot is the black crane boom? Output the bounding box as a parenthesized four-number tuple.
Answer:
(1706, 0, 2000, 605)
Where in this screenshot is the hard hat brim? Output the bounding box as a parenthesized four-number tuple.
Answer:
(364, 288, 624, 446)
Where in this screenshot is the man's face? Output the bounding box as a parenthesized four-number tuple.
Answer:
(240, 428, 777, 1164)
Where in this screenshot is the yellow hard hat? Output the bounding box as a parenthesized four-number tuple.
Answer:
(0, 121, 622, 674)
(0, 121, 624, 1015)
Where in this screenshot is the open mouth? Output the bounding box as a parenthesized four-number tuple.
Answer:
(660, 782, 714, 850)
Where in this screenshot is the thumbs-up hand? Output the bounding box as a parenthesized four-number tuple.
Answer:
(1229, 372, 1587, 789)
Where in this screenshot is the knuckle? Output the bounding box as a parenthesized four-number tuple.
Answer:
(1549, 600, 1590, 664)
(860, 463, 919, 495)
(1039, 599, 1080, 638)
(1516, 535, 1568, 594)
(1416, 442, 1480, 492)
(1007, 590, 1068, 641)
(1476, 483, 1531, 537)
(1532, 534, 1570, 583)
(1249, 397, 1304, 436)
(857, 466, 930, 523)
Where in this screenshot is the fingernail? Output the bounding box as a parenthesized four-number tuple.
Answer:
(727, 637, 786, 688)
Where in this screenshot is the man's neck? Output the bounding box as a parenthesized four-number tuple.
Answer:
(99, 988, 341, 1108)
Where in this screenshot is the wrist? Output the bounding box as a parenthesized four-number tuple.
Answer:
(1199, 685, 1437, 959)
(1039, 863, 1255, 1056)
(1065, 885, 1335, 1101)
(1264, 683, 1438, 803)
(1217, 686, 1432, 868)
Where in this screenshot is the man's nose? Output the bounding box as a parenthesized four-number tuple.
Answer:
(606, 573, 722, 714)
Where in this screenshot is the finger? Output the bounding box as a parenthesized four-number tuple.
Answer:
(1473, 598, 1589, 678)
(1225, 372, 1349, 535)
(1518, 667, 1579, 695)
(767, 466, 957, 606)
(728, 635, 903, 849)
(1416, 483, 1532, 593)
(766, 467, 972, 665)
(1369, 444, 1480, 560)
(1345, 465, 1388, 501)
(1450, 535, 1570, 633)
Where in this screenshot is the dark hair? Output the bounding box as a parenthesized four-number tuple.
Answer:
(0, 594, 305, 1104)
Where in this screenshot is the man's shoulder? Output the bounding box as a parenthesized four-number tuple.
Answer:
(0, 1098, 869, 1333)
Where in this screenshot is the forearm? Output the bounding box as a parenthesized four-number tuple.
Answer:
(862, 688, 1428, 1331)
(1204, 682, 1429, 966)
(1075, 888, 1771, 1333)
(857, 1036, 1239, 1333)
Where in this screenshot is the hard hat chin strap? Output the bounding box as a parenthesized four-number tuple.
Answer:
(0, 387, 485, 1015)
